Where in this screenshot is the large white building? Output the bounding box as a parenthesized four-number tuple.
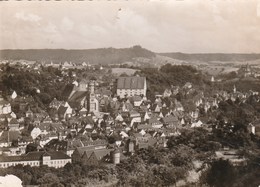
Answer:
(116, 77, 147, 98)
(0, 151, 71, 168)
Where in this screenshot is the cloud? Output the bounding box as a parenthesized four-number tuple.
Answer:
(1, 1, 259, 52)
(15, 11, 42, 23)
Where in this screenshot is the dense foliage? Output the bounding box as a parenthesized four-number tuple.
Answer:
(135, 64, 209, 98)
(0, 163, 117, 187)
(0, 65, 67, 107)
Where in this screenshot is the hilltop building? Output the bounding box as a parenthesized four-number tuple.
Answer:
(116, 77, 147, 98)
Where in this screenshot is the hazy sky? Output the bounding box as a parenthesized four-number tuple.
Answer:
(1, 0, 260, 53)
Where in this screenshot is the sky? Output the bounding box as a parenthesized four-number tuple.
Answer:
(1, 0, 260, 53)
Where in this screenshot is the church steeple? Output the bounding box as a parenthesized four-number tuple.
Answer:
(89, 80, 95, 95)
(89, 79, 99, 112)
(233, 85, 236, 93)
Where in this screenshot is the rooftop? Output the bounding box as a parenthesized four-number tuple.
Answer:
(117, 77, 146, 89)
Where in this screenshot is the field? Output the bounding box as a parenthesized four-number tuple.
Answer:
(111, 68, 139, 76)
(199, 65, 239, 76)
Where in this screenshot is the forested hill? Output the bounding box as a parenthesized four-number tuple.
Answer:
(0, 45, 155, 64)
(2, 46, 260, 64)
(159, 52, 260, 62)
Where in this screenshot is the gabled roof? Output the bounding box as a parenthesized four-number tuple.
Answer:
(90, 149, 112, 160)
(80, 107, 88, 112)
(58, 106, 68, 116)
(148, 116, 161, 125)
(137, 124, 152, 130)
(81, 116, 94, 124)
(62, 84, 75, 99)
(69, 91, 87, 102)
(133, 133, 143, 138)
(163, 115, 178, 124)
(50, 98, 61, 107)
(117, 77, 146, 89)
(75, 145, 111, 157)
(129, 110, 140, 117)
(44, 151, 71, 160)
(45, 139, 68, 151)
(67, 139, 84, 149)
(0, 131, 20, 142)
(83, 140, 107, 146)
(9, 118, 19, 124)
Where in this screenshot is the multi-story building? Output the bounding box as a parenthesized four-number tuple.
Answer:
(116, 77, 147, 98)
(0, 151, 71, 168)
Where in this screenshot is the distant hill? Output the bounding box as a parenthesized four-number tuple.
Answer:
(159, 52, 260, 62)
(0, 45, 155, 65)
(2, 46, 260, 65)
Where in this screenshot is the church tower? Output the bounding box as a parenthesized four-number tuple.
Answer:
(233, 85, 236, 93)
(89, 79, 99, 112)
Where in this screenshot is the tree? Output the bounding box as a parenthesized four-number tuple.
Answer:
(37, 173, 60, 185)
(202, 159, 236, 187)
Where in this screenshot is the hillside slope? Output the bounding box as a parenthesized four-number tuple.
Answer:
(159, 52, 260, 62)
(0, 45, 155, 65)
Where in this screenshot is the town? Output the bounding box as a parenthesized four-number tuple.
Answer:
(0, 58, 260, 187)
(2, 0, 260, 186)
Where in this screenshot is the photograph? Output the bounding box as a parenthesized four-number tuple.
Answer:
(0, 0, 260, 186)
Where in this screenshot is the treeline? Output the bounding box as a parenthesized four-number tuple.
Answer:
(0, 163, 117, 187)
(136, 63, 209, 96)
(0, 46, 155, 65)
(0, 65, 67, 108)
